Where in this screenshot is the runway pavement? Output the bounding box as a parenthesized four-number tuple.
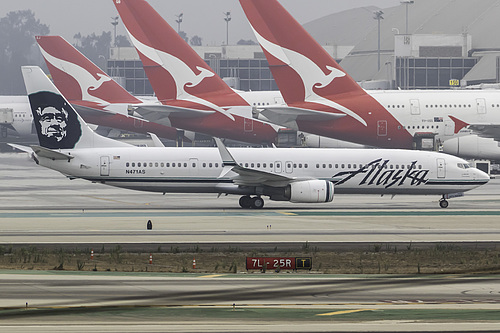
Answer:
(0, 271, 500, 332)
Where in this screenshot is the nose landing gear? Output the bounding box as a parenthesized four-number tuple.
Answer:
(239, 195, 265, 209)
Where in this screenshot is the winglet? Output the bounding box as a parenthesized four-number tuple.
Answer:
(214, 138, 237, 178)
(449, 115, 469, 134)
(148, 132, 165, 147)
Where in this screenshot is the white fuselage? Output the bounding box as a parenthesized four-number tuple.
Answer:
(238, 88, 500, 158)
(0, 96, 33, 136)
(37, 146, 488, 197)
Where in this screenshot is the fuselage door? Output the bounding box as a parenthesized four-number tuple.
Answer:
(244, 118, 253, 132)
(444, 120, 454, 136)
(274, 161, 282, 173)
(476, 98, 487, 114)
(377, 120, 387, 136)
(436, 158, 446, 178)
(100, 156, 110, 176)
(410, 99, 420, 115)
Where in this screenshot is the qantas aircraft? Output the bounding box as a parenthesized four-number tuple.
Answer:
(0, 96, 34, 138)
(36, 35, 192, 143)
(11, 66, 489, 209)
(113, 0, 283, 146)
(240, 0, 500, 159)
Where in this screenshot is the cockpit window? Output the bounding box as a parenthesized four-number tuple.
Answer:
(457, 163, 471, 169)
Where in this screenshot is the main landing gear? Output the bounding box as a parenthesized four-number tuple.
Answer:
(439, 195, 449, 209)
(239, 195, 265, 209)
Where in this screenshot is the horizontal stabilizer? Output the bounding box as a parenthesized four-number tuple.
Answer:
(8, 143, 33, 154)
(30, 145, 74, 161)
(258, 106, 345, 129)
(131, 104, 215, 122)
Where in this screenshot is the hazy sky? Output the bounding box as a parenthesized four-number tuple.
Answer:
(1, 0, 402, 45)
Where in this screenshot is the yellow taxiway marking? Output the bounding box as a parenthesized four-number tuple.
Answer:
(279, 212, 297, 216)
(316, 309, 375, 316)
(199, 274, 225, 278)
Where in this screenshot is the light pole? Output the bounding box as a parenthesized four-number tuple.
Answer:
(111, 16, 119, 47)
(224, 12, 231, 45)
(373, 10, 384, 72)
(400, 1, 414, 89)
(175, 13, 183, 33)
(400, 0, 414, 35)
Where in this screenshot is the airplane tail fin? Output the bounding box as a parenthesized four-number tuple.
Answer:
(36, 35, 141, 104)
(239, 0, 366, 105)
(21, 66, 130, 149)
(113, 0, 248, 108)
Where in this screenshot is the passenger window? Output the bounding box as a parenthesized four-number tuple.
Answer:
(126, 162, 130, 167)
(138, 162, 141, 167)
(209, 163, 213, 168)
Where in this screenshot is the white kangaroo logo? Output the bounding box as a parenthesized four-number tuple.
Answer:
(38, 46, 111, 105)
(250, 25, 367, 126)
(127, 29, 235, 121)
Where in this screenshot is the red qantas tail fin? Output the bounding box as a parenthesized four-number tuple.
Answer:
(113, 0, 248, 110)
(36, 35, 140, 104)
(239, 0, 366, 105)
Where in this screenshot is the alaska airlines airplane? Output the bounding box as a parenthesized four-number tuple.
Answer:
(11, 66, 489, 209)
(240, 0, 500, 158)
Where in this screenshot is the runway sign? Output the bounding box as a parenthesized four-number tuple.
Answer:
(246, 257, 312, 270)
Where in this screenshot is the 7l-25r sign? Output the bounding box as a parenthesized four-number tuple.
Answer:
(246, 257, 312, 270)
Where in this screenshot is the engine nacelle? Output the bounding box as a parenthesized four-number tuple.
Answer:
(285, 180, 334, 203)
(442, 135, 500, 160)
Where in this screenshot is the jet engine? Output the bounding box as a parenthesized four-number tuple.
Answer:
(284, 180, 334, 203)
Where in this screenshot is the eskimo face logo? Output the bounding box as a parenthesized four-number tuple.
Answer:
(29, 91, 82, 149)
(37, 105, 68, 141)
(250, 25, 367, 126)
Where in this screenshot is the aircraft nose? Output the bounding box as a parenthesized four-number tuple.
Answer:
(474, 168, 490, 183)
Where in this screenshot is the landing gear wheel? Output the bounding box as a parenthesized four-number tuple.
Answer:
(251, 197, 265, 209)
(439, 199, 449, 209)
(239, 196, 252, 208)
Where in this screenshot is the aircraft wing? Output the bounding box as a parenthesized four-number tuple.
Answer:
(130, 104, 215, 123)
(468, 124, 500, 141)
(256, 106, 345, 129)
(449, 115, 500, 141)
(215, 138, 310, 187)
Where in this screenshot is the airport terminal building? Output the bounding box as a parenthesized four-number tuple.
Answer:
(106, 0, 500, 96)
